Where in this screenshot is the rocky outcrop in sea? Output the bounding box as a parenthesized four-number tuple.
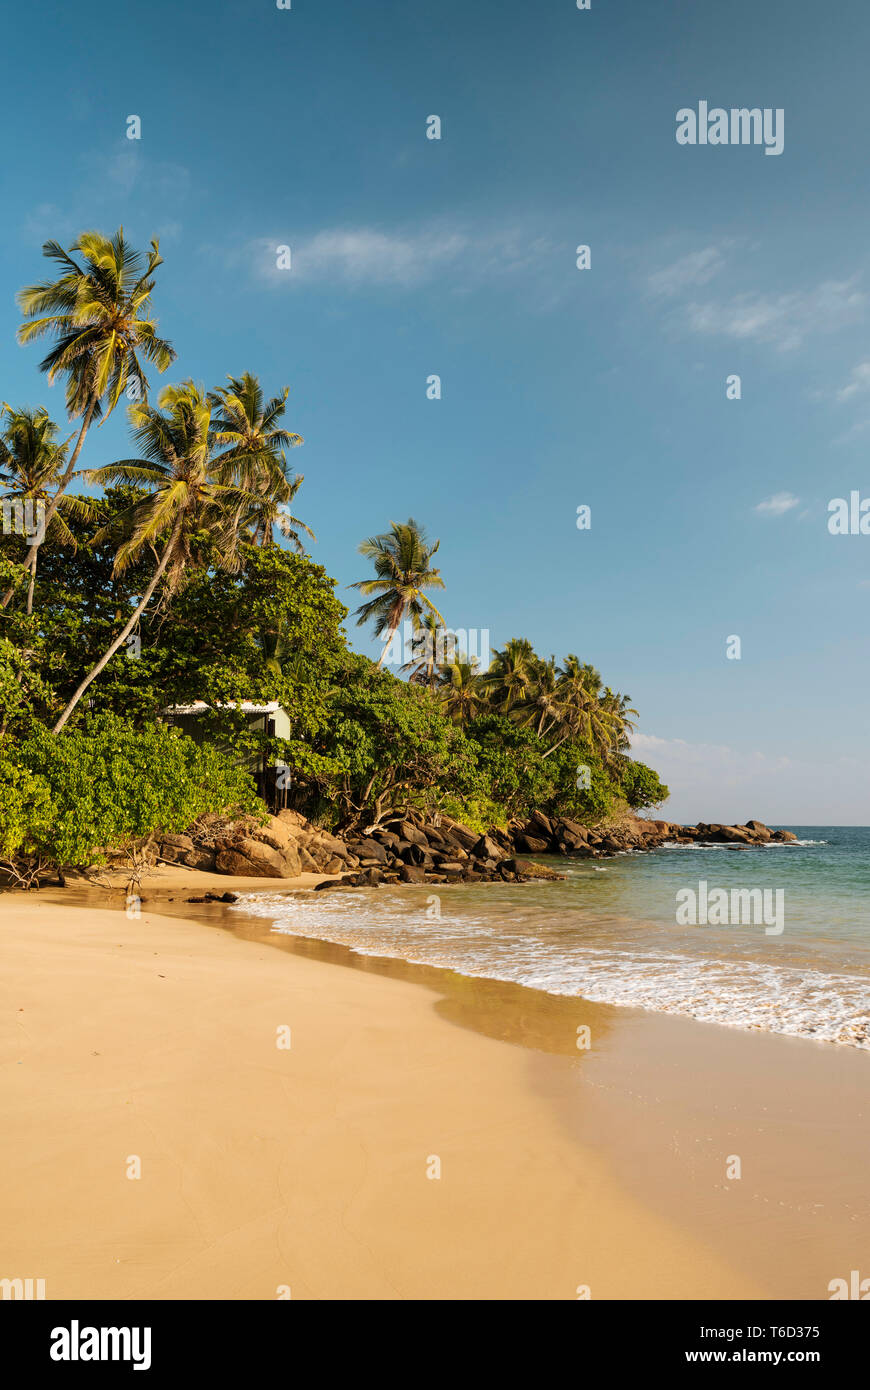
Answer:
(156, 809, 796, 890)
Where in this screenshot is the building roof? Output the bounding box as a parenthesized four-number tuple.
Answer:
(163, 701, 282, 715)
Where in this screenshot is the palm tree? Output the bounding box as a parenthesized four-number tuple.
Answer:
(543, 656, 622, 762)
(350, 518, 446, 667)
(513, 656, 564, 740)
(0, 406, 94, 614)
(435, 656, 487, 727)
(482, 638, 540, 713)
(209, 372, 313, 551)
(3, 230, 174, 609)
(52, 381, 256, 733)
(401, 611, 442, 687)
(598, 686, 638, 767)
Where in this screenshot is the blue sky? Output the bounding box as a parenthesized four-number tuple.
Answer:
(1, 0, 868, 822)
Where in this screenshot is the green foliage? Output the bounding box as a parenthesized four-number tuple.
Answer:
(300, 654, 484, 828)
(0, 755, 53, 860)
(0, 713, 263, 880)
(620, 759, 669, 810)
(464, 713, 558, 820)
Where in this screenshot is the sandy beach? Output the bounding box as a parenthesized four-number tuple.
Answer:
(0, 888, 757, 1301)
(2, 880, 869, 1300)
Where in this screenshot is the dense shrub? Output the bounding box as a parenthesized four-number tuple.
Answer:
(0, 713, 262, 886)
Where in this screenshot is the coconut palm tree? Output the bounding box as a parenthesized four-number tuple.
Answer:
(236, 470, 314, 553)
(598, 686, 638, 766)
(350, 518, 446, 667)
(435, 656, 487, 727)
(400, 611, 444, 687)
(209, 372, 313, 550)
(482, 638, 540, 713)
(513, 656, 564, 740)
(0, 406, 94, 614)
(544, 655, 623, 762)
(52, 381, 257, 733)
(3, 230, 174, 609)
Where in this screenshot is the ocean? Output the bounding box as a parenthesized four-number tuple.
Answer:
(232, 827, 870, 1050)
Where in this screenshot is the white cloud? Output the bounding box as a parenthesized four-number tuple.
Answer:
(293, 227, 468, 285)
(239, 223, 557, 290)
(630, 732, 865, 824)
(754, 492, 800, 516)
(682, 278, 864, 351)
(647, 245, 727, 298)
(633, 732, 789, 779)
(836, 360, 870, 402)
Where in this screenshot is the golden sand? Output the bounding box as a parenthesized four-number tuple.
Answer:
(4, 877, 870, 1300)
(1, 894, 767, 1300)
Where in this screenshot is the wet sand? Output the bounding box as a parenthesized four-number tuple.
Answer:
(1, 884, 867, 1299)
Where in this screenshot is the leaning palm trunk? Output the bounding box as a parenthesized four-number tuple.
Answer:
(1, 396, 96, 609)
(375, 603, 405, 668)
(375, 624, 397, 668)
(25, 554, 37, 615)
(52, 513, 182, 733)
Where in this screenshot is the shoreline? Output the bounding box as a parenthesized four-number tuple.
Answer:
(2, 887, 869, 1298)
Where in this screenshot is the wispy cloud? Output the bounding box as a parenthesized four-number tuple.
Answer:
(630, 731, 868, 823)
(646, 238, 865, 352)
(836, 360, 870, 402)
(754, 492, 801, 516)
(683, 278, 865, 352)
(237, 223, 557, 291)
(286, 227, 468, 285)
(647, 245, 727, 298)
(632, 732, 791, 781)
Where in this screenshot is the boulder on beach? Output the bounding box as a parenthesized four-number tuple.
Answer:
(503, 858, 565, 882)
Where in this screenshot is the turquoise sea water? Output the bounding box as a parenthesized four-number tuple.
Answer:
(234, 828, 870, 1049)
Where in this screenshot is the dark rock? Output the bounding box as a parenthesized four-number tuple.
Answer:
(516, 834, 550, 855)
(745, 821, 772, 841)
(400, 843, 432, 867)
(504, 857, 565, 881)
(556, 817, 588, 841)
(215, 838, 289, 877)
(181, 847, 217, 872)
(472, 834, 504, 862)
(314, 873, 362, 891)
(399, 864, 426, 884)
(440, 820, 479, 850)
(346, 837, 389, 864)
(527, 810, 554, 838)
(162, 833, 195, 853)
(399, 822, 430, 847)
(372, 830, 403, 852)
(718, 826, 753, 844)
